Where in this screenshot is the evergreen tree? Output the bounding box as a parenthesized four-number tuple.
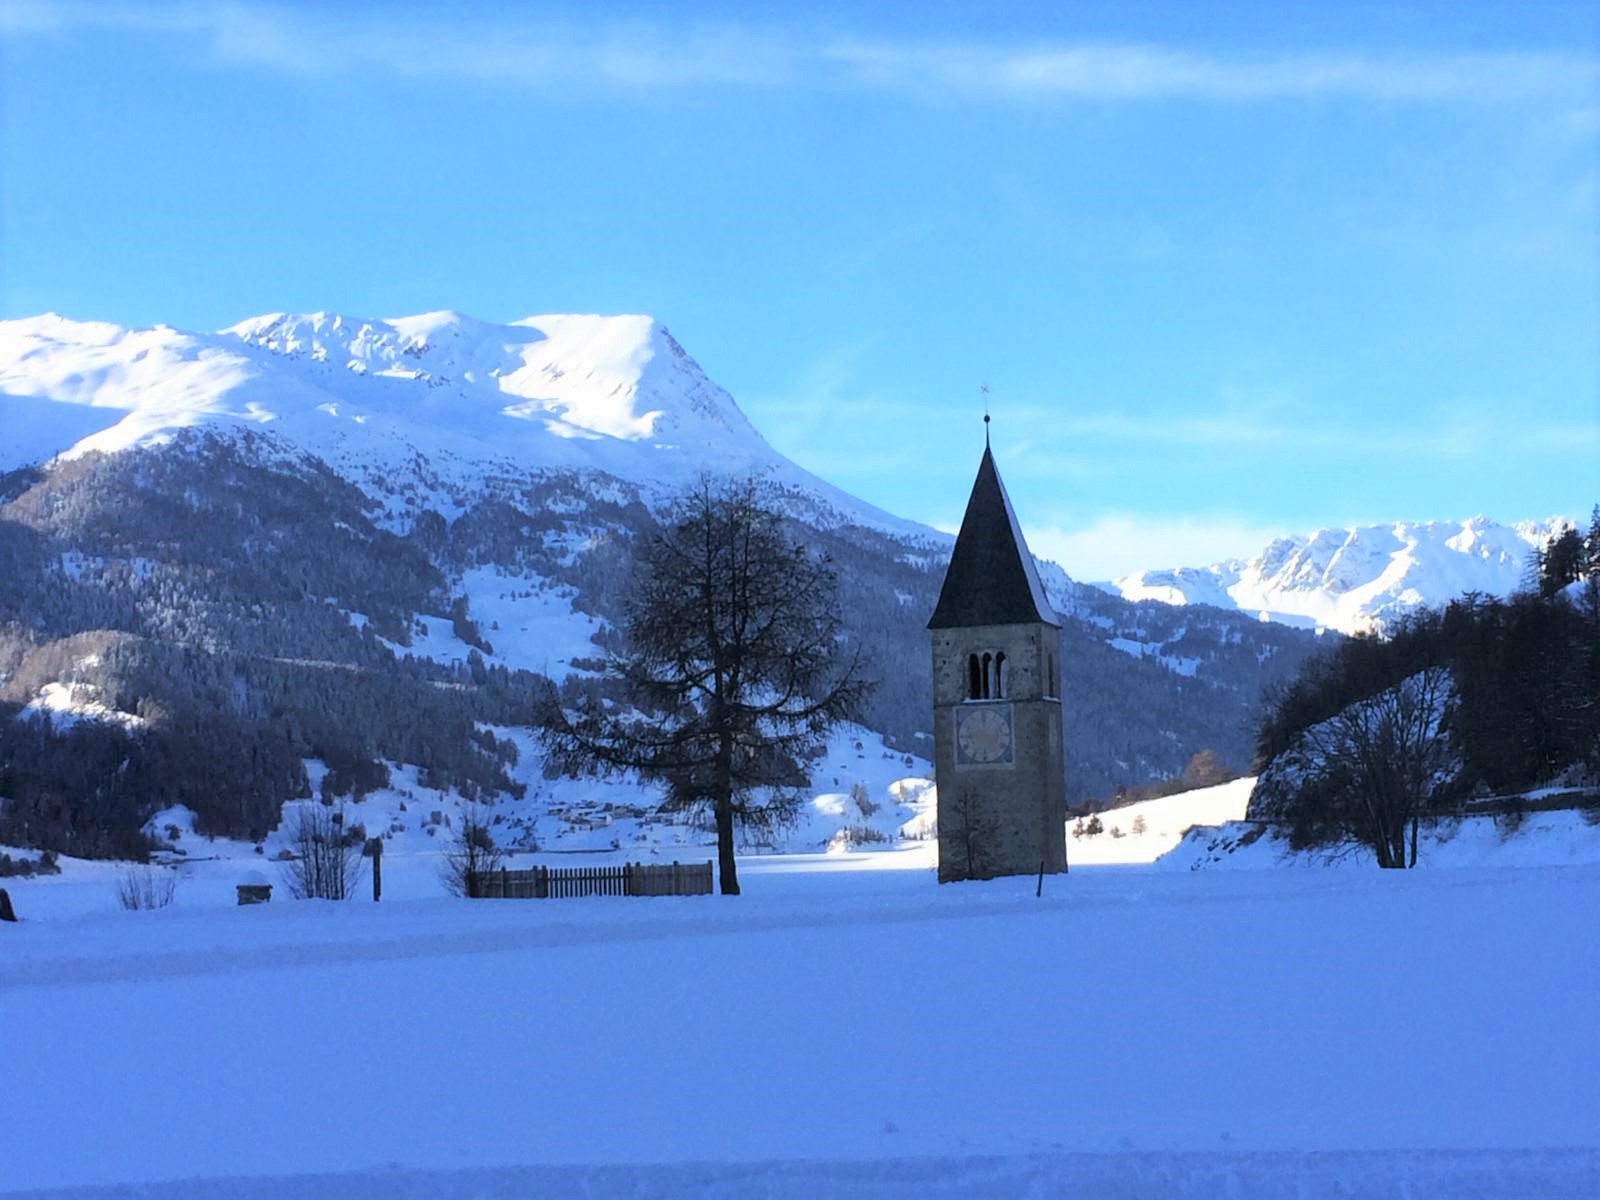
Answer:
(1584, 506, 1600, 626)
(1541, 528, 1586, 597)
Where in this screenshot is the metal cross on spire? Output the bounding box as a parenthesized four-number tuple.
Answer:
(980, 383, 991, 447)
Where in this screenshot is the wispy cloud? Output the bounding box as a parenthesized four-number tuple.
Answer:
(1053, 409, 1600, 459)
(1058, 411, 1297, 447)
(7, 2, 1596, 103)
(740, 343, 941, 479)
(1024, 512, 1292, 582)
(826, 41, 1598, 103)
(1545, 104, 1600, 144)
(2, 2, 798, 87)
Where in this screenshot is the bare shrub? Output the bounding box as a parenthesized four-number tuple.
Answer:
(832, 823, 888, 849)
(1288, 667, 1456, 868)
(442, 805, 504, 898)
(116, 865, 177, 911)
(849, 781, 879, 819)
(280, 805, 364, 900)
(941, 786, 1001, 882)
(1496, 800, 1527, 839)
(0, 850, 60, 878)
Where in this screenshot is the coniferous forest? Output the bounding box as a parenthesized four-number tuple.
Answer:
(1250, 511, 1600, 840)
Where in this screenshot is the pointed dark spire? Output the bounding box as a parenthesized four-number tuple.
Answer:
(928, 446, 1057, 630)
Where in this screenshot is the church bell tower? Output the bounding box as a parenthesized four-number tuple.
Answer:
(928, 442, 1066, 883)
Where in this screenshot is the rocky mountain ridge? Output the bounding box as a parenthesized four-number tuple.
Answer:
(1113, 516, 1571, 635)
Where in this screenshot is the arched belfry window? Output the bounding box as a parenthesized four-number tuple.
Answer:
(966, 649, 1012, 700)
(1046, 652, 1057, 698)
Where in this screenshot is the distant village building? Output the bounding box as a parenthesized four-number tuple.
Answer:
(928, 443, 1067, 882)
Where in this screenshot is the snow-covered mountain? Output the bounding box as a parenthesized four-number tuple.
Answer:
(0, 310, 925, 539)
(1113, 517, 1571, 635)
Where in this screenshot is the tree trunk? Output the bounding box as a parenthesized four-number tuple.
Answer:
(715, 796, 740, 895)
(1376, 825, 1404, 869)
(713, 724, 740, 895)
(1389, 815, 1409, 869)
(1409, 813, 1419, 868)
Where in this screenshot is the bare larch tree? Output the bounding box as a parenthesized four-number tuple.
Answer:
(539, 478, 870, 894)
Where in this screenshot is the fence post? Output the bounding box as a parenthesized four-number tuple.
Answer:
(367, 837, 383, 902)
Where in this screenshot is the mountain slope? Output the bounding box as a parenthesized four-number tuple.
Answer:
(0, 308, 1323, 854)
(1114, 517, 1571, 634)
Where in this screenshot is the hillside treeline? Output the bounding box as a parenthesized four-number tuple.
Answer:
(0, 628, 536, 856)
(0, 432, 1323, 857)
(1254, 578, 1599, 823)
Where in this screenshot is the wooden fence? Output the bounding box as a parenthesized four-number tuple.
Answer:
(472, 860, 714, 900)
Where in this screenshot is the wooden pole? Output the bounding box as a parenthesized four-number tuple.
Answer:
(368, 838, 383, 902)
(1036, 859, 1045, 898)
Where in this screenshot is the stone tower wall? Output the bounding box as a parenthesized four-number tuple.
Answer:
(932, 621, 1066, 883)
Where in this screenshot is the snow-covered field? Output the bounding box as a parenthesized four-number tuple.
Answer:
(1170, 807, 1600, 871)
(3, 817, 1598, 1198)
(101, 720, 937, 886)
(1070, 778, 1256, 864)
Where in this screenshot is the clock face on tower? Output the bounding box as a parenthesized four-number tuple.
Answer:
(955, 703, 1015, 767)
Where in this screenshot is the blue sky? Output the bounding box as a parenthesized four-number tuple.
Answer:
(3, 1, 1596, 578)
